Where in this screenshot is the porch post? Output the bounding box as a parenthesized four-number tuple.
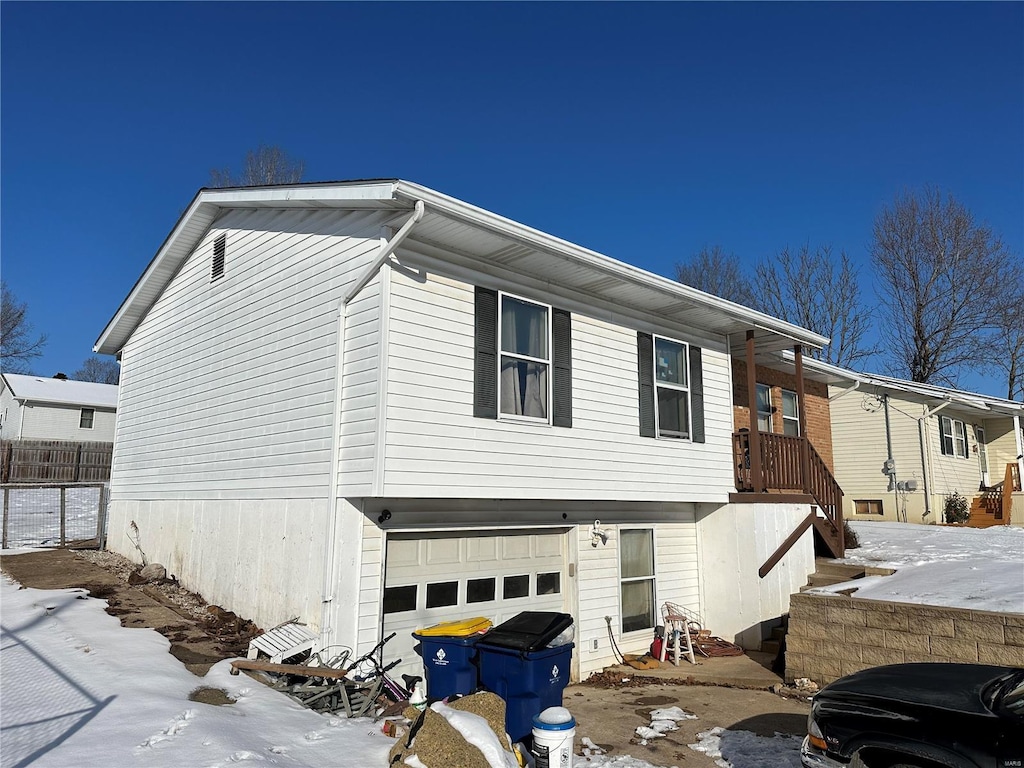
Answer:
(746, 330, 763, 492)
(794, 344, 811, 493)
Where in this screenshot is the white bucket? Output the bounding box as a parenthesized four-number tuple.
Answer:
(530, 707, 575, 768)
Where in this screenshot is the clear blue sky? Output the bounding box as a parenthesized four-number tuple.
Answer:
(2, 2, 1021, 396)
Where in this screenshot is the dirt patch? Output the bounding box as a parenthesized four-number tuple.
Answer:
(0, 549, 262, 677)
(188, 687, 235, 706)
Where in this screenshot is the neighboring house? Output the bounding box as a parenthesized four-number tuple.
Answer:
(94, 180, 840, 679)
(805, 360, 1024, 527)
(0, 374, 118, 443)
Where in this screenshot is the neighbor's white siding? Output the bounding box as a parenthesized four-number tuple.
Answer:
(0, 386, 24, 441)
(13, 403, 117, 442)
(381, 269, 734, 501)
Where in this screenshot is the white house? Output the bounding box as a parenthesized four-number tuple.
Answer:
(813, 362, 1024, 527)
(0, 373, 118, 443)
(94, 180, 837, 679)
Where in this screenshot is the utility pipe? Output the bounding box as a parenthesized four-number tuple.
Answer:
(320, 201, 425, 653)
(917, 399, 952, 521)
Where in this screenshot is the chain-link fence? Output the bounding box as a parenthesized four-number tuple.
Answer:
(1, 484, 108, 549)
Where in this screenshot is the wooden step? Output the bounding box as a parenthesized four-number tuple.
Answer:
(813, 558, 867, 579)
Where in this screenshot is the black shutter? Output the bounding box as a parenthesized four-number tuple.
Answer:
(689, 345, 705, 443)
(638, 332, 656, 437)
(473, 287, 498, 419)
(552, 308, 572, 428)
(212, 233, 226, 281)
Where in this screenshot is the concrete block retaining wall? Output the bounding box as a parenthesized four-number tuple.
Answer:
(786, 592, 1024, 685)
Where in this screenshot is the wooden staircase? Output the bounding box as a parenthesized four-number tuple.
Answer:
(966, 463, 1021, 528)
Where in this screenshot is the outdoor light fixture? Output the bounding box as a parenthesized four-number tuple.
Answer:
(377, 509, 392, 524)
(590, 520, 609, 547)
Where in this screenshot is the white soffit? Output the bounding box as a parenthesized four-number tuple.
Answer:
(95, 180, 829, 356)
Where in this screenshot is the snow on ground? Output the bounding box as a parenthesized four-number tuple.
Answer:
(688, 727, 802, 768)
(0, 575, 393, 768)
(3, 485, 103, 547)
(812, 521, 1024, 614)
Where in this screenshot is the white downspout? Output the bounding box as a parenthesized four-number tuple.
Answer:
(319, 201, 425, 651)
(828, 380, 860, 403)
(917, 399, 952, 522)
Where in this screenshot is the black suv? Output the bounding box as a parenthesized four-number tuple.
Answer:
(801, 663, 1024, 768)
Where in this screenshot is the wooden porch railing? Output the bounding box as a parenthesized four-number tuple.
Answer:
(733, 430, 845, 561)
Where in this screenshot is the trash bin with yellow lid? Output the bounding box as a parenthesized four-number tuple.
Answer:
(413, 617, 492, 700)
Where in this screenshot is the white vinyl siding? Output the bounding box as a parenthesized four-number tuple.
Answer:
(383, 269, 734, 501)
(111, 208, 389, 500)
(11, 403, 117, 442)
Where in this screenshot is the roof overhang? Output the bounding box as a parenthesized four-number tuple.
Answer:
(95, 180, 829, 357)
(775, 353, 1024, 416)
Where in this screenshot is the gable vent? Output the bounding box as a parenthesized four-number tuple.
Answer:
(212, 233, 226, 281)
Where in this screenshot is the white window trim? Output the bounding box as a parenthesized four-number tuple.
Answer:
(940, 416, 969, 459)
(79, 408, 95, 430)
(497, 291, 552, 425)
(781, 389, 800, 436)
(652, 334, 691, 441)
(617, 526, 658, 636)
(756, 383, 773, 432)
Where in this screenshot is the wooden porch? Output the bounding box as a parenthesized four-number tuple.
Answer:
(967, 462, 1021, 528)
(731, 333, 845, 576)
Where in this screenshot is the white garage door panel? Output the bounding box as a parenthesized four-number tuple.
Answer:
(382, 529, 569, 685)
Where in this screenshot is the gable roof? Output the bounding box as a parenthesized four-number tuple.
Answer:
(1, 374, 119, 409)
(772, 353, 1024, 417)
(95, 180, 829, 357)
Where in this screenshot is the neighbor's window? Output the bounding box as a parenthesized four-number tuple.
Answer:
(940, 416, 969, 458)
(80, 408, 95, 429)
(620, 529, 656, 633)
(781, 390, 800, 436)
(854, 499, 883, 515)
(654, 336, 690, 439)
(499, 293, 550, 421)
(756, 383, 772, 432)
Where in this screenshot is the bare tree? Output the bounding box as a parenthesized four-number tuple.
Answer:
(988, 293, 1024, 401)
(1, 281, 46, 374)
(872, 187, 1019, 385)
(209, 144, 305, 187)
(755, 244, 877, 368)
(674, 245, 756, 306)
(74, 356, 120, 385)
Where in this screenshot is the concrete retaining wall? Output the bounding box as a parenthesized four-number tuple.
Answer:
(786, 592, 1024, 685)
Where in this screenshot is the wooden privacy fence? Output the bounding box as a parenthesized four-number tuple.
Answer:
(2, 483, 108, 549)
(0, 440, 113, 483)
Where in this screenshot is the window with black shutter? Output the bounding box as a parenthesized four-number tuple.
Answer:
(637, 332, 705, 442)
(473, 286, 572, 426)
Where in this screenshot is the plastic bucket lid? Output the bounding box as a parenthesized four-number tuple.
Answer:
(532, 714, 576, 731)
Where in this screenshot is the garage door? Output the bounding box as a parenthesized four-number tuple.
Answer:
(382, 529, 569, 682)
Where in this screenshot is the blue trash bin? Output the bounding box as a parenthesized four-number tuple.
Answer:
(476, 641, 574, 743)
(412, 633, 481, 700)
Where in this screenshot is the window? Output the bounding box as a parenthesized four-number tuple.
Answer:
(536, 572, 560, 595)
(383, 585, 417, 614)
(212, 233, 226, 281)
(425, 581, 458, 608)
(781, 390, 800, 436)
(474, 287, 572, 427)
(756, 384, 772, 432)
(939, 416, 968, 458)
(854, 499, 883, 515)
(467, 578, 496, 603)
(653, 336, 690, 439)
(503, 575, 530, 599)
(620, 529, 655, 633)
(80, 408, 95, 429)
(499, 294, 550, 421)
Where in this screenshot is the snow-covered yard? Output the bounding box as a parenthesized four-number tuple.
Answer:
(2, 485, 104, 548)
(818, 521, 1024, 614)
(4, 521, 1018, 768)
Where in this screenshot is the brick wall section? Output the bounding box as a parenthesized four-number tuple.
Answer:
(732, 361, 835, 471)
(786, 592, 1024, 685)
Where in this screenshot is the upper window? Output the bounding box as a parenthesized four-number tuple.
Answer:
(653, 336, 690, 439)
(939, 416, 968, 458)
(620, 529, 656, 633)
(499, 293, 550, 421)
(79, 408, 95, 429)
(781, 389, 800, 436)
(755, 383, 772, 432)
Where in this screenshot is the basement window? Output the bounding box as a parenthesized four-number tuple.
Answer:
(854, 499, 883, 515)
(212, 233, 226, 281)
